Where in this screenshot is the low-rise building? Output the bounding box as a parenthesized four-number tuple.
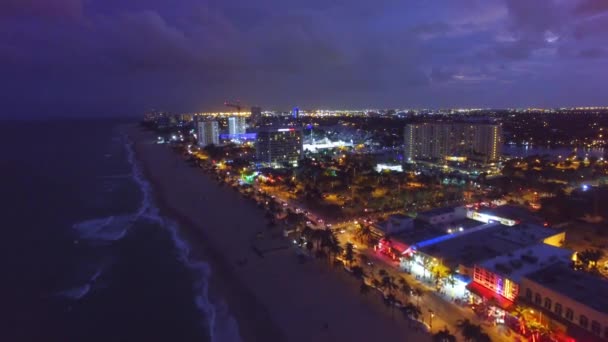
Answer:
(469, 243, 573, 308)
(372, 214, 415, 236)
(521, 263, 608, 341)
(417, 206, 467, 225)
(415, 222, 565, 278)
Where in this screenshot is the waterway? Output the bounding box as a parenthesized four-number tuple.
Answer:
(503, 145, 605, 160)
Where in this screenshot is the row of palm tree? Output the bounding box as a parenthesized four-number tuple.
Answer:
(300, 227, 342, 265)
(455, 319, 491, 342)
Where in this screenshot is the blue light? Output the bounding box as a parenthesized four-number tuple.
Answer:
(582, 184, 589, 191)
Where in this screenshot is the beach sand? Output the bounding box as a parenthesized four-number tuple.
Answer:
(128, 125, 430, 342)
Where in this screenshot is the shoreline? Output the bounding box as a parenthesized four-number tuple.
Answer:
(129, 128, 285, 342)
(127, 124, 429, 342)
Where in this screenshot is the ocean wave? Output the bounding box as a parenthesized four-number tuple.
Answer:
(73, 216, 131, 241)
(124, 136, 242, 342)
(57, 267, 103, 300)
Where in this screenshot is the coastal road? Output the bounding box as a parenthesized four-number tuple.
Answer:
(361, 250, 520, 342)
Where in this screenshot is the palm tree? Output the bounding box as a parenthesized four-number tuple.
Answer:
(456, 319, 483, 342)
(305, 240, 314, 255)
(360, 282, 370, 296)
(433, 327, 457, 342)
(413, 287, 424, 307)
(344, 242, 355, 267)
(351, 265, 365, 279)
(378, 269, 388, 278)
(381, 275, 397, 295)
(355, 225, 373, 246)
(385, 293, 397, 319)
(401, 302, 422, 326)
(398, 277, 412, 301)
(446, 269, 456, 289)
(577, 248, 605, 271)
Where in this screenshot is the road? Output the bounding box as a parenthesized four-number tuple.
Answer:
(224, 171, 522, 341)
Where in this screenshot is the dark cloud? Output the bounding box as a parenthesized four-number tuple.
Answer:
(578, 48, 607, 59)
(0, 0, 83, 20)
(0, 0, 607, 117)
(575, 0, 608, 15)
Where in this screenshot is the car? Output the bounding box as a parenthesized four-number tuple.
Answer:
(282, 202, 288, 207)
(318, 219, 324, 223)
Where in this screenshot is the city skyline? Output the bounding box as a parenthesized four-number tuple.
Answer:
(1, 0, 608, 118)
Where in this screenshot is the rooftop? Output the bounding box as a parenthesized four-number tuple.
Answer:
(479, 243, 572, 282)
(418, 223, 561, 268)
(524, 263, 608, 315)
(392, 218, 482, 247)
(418, 205, 460, 217)
(389, 213, 412, 220)
(478, 205, 544, 225)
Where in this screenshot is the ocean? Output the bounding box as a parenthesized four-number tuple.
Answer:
(0, 120, 240, 342)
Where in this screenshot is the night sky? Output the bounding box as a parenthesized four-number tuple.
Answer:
(2, 0, 608, 117)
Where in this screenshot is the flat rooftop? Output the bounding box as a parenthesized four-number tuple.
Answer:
(524, 263, 608, 315)
(478, 205, 544, 224)
(479, 243, 572, 282)
(392, 219, 483, 246)
(418, 223, 561, 268)
(418, 206, 459, 217)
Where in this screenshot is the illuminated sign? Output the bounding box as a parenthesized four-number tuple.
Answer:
(277, 128, 295, 132)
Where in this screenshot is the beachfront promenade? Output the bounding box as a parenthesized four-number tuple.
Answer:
(129, 126, 429, 342)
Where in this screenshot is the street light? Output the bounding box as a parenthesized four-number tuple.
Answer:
(429, 309, 435, 331)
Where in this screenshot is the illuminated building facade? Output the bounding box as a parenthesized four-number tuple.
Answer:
(470, 244, 572, 307)
(255, 127, 303, 167)
(404, 123, 502, 163)
(521, 263, 608, 341)
(197, 121, 219, 147)
(228, 116, 247, 135)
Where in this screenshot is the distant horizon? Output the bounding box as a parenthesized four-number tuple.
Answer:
(5, 105, 608, 120)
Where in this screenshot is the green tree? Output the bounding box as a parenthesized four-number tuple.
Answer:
(360, 282, 370, 296)
(398, 277, 411, 301)
(456, 319, 483, 342)
(433, 327, 457, 342)
(344, 242, 355, 267)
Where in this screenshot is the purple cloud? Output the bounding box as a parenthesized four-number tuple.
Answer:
(0, 0, 607, 118)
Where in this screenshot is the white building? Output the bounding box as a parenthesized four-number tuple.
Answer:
(228, 117, 247, 135)
(197, 121, 219, 147)
(372, 214, 414, 235)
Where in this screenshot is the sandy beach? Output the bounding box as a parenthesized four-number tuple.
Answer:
(128, 125, 430, 342)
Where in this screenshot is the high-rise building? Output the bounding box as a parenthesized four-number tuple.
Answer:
(404, 123, 502, 163)
(197, 121, 219, 147)
(292, 107, 299, 119)
(228, 116, 247, 135)
(250, 106, 262, 127)
(256, 127, 303, 167)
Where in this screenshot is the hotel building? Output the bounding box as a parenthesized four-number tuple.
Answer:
(228, 116, 247, 135)
(197, 121, 219, 147)
(404, 123, 502, 163)
(255, 127, 303, 167)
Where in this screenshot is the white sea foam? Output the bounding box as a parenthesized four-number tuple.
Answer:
(124, 135, 242, 342)
(63, 132, 241, 342)
(73, 216, 131, 241)
(57, 267, 103, 300)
